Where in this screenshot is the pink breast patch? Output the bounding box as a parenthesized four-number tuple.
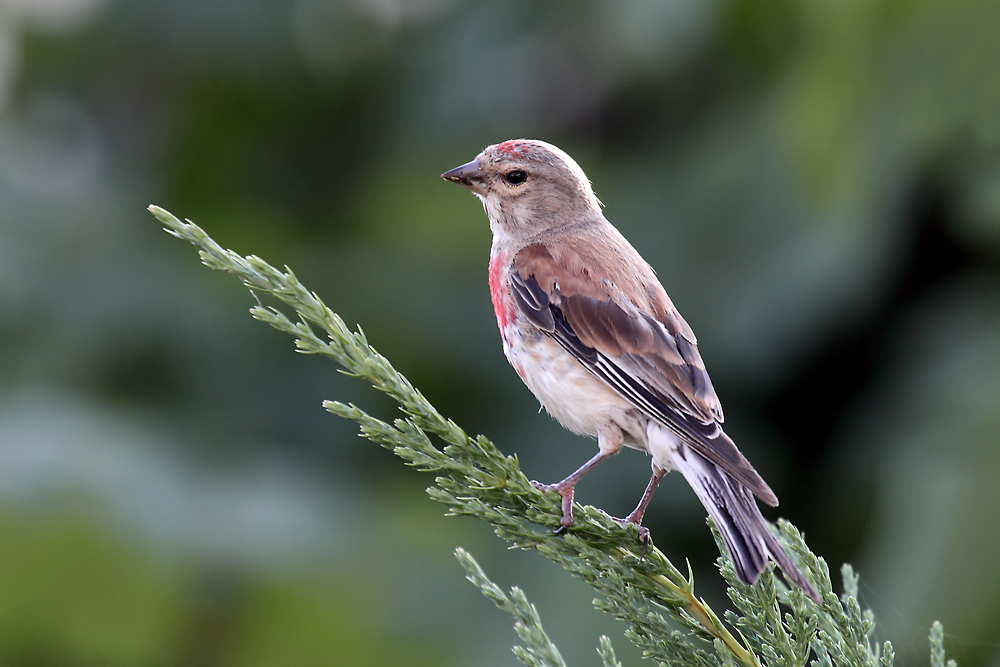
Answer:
(488, 253, 516, 331)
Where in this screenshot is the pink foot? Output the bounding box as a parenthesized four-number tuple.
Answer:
(531, 480, 575, 532)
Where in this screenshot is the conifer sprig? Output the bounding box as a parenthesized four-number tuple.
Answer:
(150, 205, 953, 667)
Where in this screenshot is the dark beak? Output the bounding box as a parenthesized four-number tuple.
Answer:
(441, 158, 486, 195)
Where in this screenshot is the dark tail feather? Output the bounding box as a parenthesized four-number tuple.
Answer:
(676, 450, 820, 603)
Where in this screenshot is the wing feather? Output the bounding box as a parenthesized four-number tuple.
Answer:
(510, 243, 777, 506)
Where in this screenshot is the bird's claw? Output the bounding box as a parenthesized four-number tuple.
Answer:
(638, 528, 651, 561)
(612, 516, 652, 562)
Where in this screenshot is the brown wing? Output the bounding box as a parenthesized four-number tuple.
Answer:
(512, 242, 777, 506)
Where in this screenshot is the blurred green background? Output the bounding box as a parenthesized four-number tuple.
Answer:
(1, 0, 999, 665)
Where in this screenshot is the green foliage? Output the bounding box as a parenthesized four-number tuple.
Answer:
(597, 635, 622, 667)
(151, 205, 954, 667)
(930, 622, 956, 667)
(456, 548, 568, 667)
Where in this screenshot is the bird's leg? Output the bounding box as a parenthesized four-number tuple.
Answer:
(614, 467, 666, 557)
(531, 450, 613, 532)
(623, 467, 665, 525)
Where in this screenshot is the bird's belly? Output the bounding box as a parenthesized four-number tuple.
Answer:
(502, 325, 642, 445)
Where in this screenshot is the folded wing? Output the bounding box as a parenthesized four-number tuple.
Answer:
(511, 242, 777, 506)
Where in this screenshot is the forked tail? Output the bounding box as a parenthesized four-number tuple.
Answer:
(671, 442, 820, 602)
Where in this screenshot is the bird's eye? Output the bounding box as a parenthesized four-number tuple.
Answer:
(504, 169, 527, 185)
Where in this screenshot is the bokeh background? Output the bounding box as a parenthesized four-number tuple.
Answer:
(1, 0, 999, 665)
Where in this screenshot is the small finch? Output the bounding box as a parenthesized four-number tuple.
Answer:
(442, 139, 818, 601)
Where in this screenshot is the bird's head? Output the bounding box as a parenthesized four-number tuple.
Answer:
(442, 139, 602, 240)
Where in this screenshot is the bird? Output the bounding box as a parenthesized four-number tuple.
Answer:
(441, 139, 818, 601)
